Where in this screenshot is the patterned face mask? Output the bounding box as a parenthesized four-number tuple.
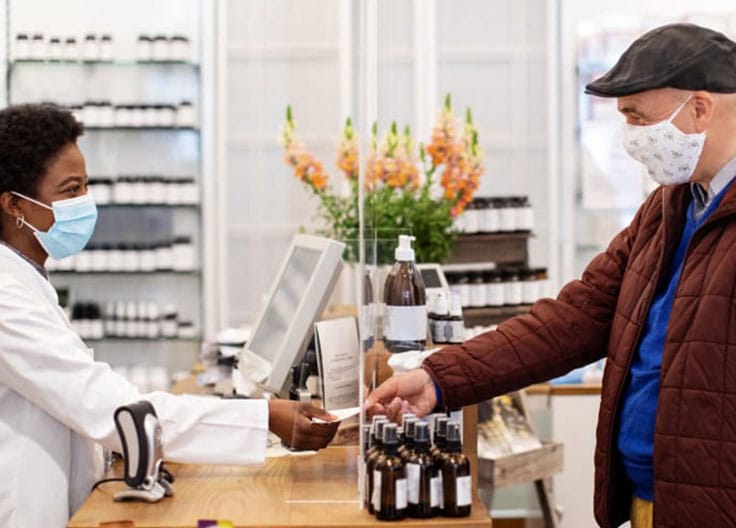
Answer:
(622, 95, 706, 186)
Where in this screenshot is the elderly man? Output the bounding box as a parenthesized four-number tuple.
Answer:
(367, 23, 736, 528)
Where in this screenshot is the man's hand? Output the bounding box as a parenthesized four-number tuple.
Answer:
(268, 400, 339, 450)
(364, 369, 437, 422)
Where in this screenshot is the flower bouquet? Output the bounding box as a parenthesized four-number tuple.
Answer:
(281, 94, 483, 264)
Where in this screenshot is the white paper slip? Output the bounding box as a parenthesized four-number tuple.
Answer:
(312, 405, 361, 423)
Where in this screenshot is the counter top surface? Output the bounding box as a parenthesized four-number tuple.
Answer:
(68, 446, 491, 528)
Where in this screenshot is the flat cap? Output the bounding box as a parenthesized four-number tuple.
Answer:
(585, 23, 736, 97)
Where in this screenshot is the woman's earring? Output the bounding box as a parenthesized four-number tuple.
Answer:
(16, 215, 24, 229)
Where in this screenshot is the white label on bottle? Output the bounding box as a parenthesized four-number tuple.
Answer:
(395, 478, 408, 510)
(456, 475, 472, 507)
(431, 474, 443, 508)
(384, 305, 427, 341)
(448, 320, 465, 343)
(372, 470, 381, 511)
(407, 463, 420, 504)
(432, 320, 449, 344)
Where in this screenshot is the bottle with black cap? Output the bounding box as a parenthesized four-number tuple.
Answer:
(430, 416, 449, 459)
(406, 421, 435, 518)
(430, 416, 449, 515)
(373, 423, 407, 521)
(365, 417, 388, 513)
(399, 416, 419, 462)
(441, 422, 471, 517)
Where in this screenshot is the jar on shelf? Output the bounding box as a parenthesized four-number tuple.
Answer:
(170, 35, 190, 62)
(180, 178, 199, 204)
(520, 268, 539, 305)
(63, 37, 78, 62)
(129, 106, 145, 128)
(82, 101, 99, 127)
(151, 35, 169, 61)
(113, 176, 134, 203)
(70, 104, 84, 124)
(114, 104, 132, 127)
(161, 105, 177, 127)
(173, 236, 196, 271)
(130, 177, 146, 203)
(177, 100, 196, 127)
(98, 101, 115, 127)
(515, 196, 534, 232)
(485, 269, 505, 307)
(468, 271, 486, 307)
(114, 301, 126, 337)
(30, 34, 45, 61)
(89, 244, 107, 272)
(15, 34, 30, 61)
(155, 242, 174, 271)
(455, 272, 471, 307)
(88, 178, 111, 204)
(125, 301, 138, 338)
(104, 302, 116, 337)
(535, 267, 549, 298)
(497, 197, 516, 232)
(502, 268, 522, 306)
(461, 200, 479, 234)
(452, 211, 464, 234)
(136, 35, 152, 61)
(142, 105, 158, 127)
(146, 303, 160, 339)
(150, 177, 166, 204)
(482, 197, 500, 233)
(178, 321, 196, 339)
(82, 34, 99, 62)
(139, 243, 157, 272)
(48, 37, 63, 61)
(160, 304, 178, 338)
(75, 248, 92, 272)
(122, 245, 140, 272)
(100, 34, 113, 62)
(475, 198, 491, 233)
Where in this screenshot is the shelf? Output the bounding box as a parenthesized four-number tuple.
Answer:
(450, 233, 530, 266)
(462, 305, 532, 326)
(478, 441, 563, 489)
(97, 203, 199, 208)
(82, 336, 200, 343)
(50, 270, 199, 275)
(10, 59, 199, 68)
(84, 126, 199, 131)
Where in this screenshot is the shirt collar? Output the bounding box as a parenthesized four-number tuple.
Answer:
(0, 240, 49, 280)
(691, 154, 736, 207)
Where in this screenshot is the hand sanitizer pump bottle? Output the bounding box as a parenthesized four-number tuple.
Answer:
(383, 235, 427, 353)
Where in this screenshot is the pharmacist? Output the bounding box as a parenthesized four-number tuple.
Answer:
(368, 23, 736, 528)
(0, 104, 339, 527)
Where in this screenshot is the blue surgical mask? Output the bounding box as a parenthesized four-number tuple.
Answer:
(12, 191, 98, 259)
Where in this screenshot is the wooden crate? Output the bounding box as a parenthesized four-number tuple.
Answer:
(477, 441, 563, 489)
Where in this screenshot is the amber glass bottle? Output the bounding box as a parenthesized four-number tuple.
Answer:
(374, 423, 407, 521)
(441, 422, 472, 517)
(406, 421, 436, 518)
(383, 235, 427, 353)
(430, 416, 449, 459)
(399, 417, 419, 462)
(365, 418, 388, 513)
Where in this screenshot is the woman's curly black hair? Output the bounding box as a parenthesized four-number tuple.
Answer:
(0, 104, 84, 199)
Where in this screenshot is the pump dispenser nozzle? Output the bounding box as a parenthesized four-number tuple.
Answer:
(395, 235, 416, 262)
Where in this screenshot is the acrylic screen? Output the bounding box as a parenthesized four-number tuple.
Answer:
(247, 247, 322, 363)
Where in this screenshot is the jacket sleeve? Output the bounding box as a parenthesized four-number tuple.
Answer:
(0, 274, 268, 465)
(424, 191, 658, 409)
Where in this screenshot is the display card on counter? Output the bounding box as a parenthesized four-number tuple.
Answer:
(315, 316, 360, 411)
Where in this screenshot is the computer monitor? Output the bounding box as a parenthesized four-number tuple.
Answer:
(237, 234, 346, 396)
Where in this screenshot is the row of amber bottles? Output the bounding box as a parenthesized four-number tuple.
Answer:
(364, 415, 472, 521)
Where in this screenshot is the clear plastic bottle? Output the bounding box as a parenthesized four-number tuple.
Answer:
(441, 422, 472, 517)
(374, 423, 407, 521)
(383, 235, 427, 353)
(406, 421, 436, 518)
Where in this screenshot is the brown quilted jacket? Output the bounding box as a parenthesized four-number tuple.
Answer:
(424, 181, 736, 527)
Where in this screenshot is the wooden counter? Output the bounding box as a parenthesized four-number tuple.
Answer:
(525, 383, 602, 396)
(69, 446, 491, 528)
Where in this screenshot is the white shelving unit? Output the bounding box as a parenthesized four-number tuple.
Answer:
(4, 0, 209, 375)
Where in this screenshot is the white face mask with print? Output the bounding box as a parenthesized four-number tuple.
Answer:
(622, 95, 706, 186)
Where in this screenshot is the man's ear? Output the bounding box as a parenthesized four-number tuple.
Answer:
(692, 91, 715, 132)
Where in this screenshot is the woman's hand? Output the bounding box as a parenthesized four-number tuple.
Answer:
(268, 400, 339, 450)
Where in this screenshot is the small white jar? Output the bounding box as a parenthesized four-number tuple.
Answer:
(63, 37, 78, 61)
(139, 244, 157, 272)
(151, 36, 169, 61)
(155, 243, 174, 271)
(498, 198, 516, 232)
(160, 105, 176, 127)
(125, 301, 138, 338)
(485, 271, 505, 307)
(15, 34, 30, 61)
(75, 249, 92, 272)
(160, 304, 178, 338)
(172, 237, 195, 271)
(97, 102, 115, 127)
(177, 101, 196, 127)
(30, 34, 46, 61)
(90, 245, 108, 271)
(170, 36, 190, 62)
(82, 34, 99, 62)
(178, 321, 197, 339)
(99, 34, 113, 62)
(180, 178, 199, 204)
(461, 204, 479, 234)
(142, 106, 158, 127)
(146, 303, 160, 339)
(150, 177, 166, 204)
(136, 35, 152, 62)
(130, 177, 146, 203)
(48, 37, 63, 61)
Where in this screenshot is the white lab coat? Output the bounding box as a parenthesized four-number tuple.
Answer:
(0, 244, 269, 527)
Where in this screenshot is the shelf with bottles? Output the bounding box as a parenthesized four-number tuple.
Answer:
(10, 59, 199, 68)
(83, 336, 200, 343)
(12, 32, 195, 64)
(89, 176, 199, 206)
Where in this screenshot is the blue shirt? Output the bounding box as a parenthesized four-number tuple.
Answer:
(617, 173, 736, 501)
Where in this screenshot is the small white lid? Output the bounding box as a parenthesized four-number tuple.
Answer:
(395, 235, 415, 261)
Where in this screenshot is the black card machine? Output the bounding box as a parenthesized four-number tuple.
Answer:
(113, 400, 174, 502)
